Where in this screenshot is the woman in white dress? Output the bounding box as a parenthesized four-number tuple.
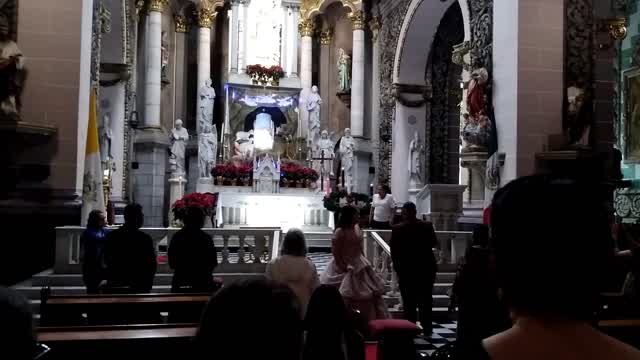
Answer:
(321, 206, 388, 322)
(369, 185, 395, 229)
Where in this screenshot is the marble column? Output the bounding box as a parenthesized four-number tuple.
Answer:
(144, 0, 166, 128)
(240, 0, 250, 72)
(370, 17, 381, 172)
(230, 0, 241, 73)
(290, 6, 300, 77)
(174, 15, 189, 123)
(350, 10, 365, 137)
(319, 29, 333, 129)
(298, 18, 313, 139)
(196, 6, 215, 132)
(110, 83, 126, 202)
(281, 4, 289, 74)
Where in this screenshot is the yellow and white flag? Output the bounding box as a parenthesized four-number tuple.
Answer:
(80, 88, 106, 225)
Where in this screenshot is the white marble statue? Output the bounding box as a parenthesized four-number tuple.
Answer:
(99, 113, 112, 163)
(337, 48, 351, 93)
(161, 31, 169, 82)
(171, 119, 189, 174)
(0, 15, 25, 121)
(199, 78, 216, 131)
(408, 131, 424, 187)
(339, 128, 356, 191)
(234, 130, 255, 160)
(198, 123, 217, 178)
(306, 85, 322, 146)
(316, 129, 335, 176)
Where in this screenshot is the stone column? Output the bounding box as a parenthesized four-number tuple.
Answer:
(350, 10, 365, 137)
(298, 18, 314, 139)
(319, 29, 333, 129)
(370, 17, 381, 172)
(290, 5, 300, 77)
(196, 6, 215, 133)
(144, 0, 166, 128)
(281, 4, 289, 74)
(174, 15, 189, 122)
(110, 83, 126, 202)
(240, 0, 250, 72)
(230, 0, 241, 73)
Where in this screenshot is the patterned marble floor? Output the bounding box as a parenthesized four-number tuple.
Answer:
(415, 321, 457, 357)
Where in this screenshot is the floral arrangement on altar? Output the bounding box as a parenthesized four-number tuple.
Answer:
(172, 192, 217, 221)
(212, 163, 253, 186)
(280, 162, 319, 187)
(323, 191, 370, 213)
(246, 64, 286, 86)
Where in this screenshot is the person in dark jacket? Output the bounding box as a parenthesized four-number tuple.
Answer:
(103, 204, 157, 293)
(390, 202, 438, 334)
(80, 210, 108, 293)
(169, 207, 218, 292)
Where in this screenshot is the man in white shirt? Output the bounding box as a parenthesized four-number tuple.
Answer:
(369, 184, 395, 229)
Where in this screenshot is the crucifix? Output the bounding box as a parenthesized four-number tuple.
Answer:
(310, 150, 334, 192)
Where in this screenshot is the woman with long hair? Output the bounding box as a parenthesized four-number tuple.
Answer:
(321, 206, 387, 321)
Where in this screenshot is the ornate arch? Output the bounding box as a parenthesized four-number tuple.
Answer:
(300, 0, 362, 20)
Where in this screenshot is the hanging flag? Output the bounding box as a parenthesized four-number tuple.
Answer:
(80, 88, 106, 225)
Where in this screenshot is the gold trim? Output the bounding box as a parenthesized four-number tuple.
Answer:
(603, 17, 627, 41)
(349, 10, 365, 31)
(369, 16, 381, 41)
(301, 0, 361, 20)
(174, 15, 188, 33)
(148, 0, 168, 13)
(196, 8, 216, 28)
(319, 28, 333, 45)
(298, 19, 314, 37)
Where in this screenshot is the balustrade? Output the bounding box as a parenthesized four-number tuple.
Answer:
(54, 227, 281, 274)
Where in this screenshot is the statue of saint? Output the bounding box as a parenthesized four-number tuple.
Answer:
(408, 131, 424, 187)
(339, 128, 356, 191)
(0, 14, 25, 121)
(337, 48, 351, 93)
(461, 68, 490, 150)
(199, 78, 216, 132)
(161, 31, 169, 83)
(306, 85, 322, 146)
(316, 129, 335, 176)
(99, 113, 112, 163)
(171, 119, 189, 174)
(234, 130, 255, 160)
(198, 123, 217, 178)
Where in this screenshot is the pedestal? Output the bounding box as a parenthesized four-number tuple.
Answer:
(460, 152, 488, 206)
(196, 177, 215, 193)
(415, 184, 466, 231)
(353, 137, 373, 194)
(168, 174, 187, 225)
(133, 127, 170, 227)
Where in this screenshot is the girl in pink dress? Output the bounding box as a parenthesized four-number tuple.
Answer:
(321, 206, 388, 321)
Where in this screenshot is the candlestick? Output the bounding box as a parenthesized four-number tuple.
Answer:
(341, 167, 345, 188)
(370, 184, 374, 197)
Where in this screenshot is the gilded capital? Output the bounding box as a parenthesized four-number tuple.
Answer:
(196, 7, 216, 28)
(319, 28, 333, 45)
(148, 0, 169, 13)
(299, 19, 314, 37)
(175, 15, 188, 33)
(349, 10, 365, 31)
(369, 16, 381, 41)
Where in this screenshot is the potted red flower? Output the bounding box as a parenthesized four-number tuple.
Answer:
(172, 192, 217, 224)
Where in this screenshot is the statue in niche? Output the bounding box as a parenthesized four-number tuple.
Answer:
(408, 131, 424, 187)
(170, 119, 189, 174)
(337, 48, 351, 94)
(198, 123, 217, 178)
(199, 78, 216, 131)
(316, 129, 335, 176)
(461, 68, 490, 151)
(99, 113, 112, 163)
(306, 85, 322, 146)
(0, 12, 25, 121)
(339, 128, 356, 191)
(161, 31, 170, 84)
(234, 130, 255, 160)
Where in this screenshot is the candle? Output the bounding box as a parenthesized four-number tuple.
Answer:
(370, 184, 374, 197)
(341, 168, 345, 188)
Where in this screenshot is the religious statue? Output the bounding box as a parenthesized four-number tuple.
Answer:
(170, 119, 189, 174)
(316, 129, 335, 176)
(198, 123, 217, 178)
(199, 78, 216, 131)
(161, 31, 170, 84)
(337, 48, 351, 94)
(0, 13, 25, 121)
(461, 67, 490, 151)
(567, 85, 590, 146)
(408, 131, 424, 187)
(99, 113, 112, 163)
(339, 128, 356, 192)
(234, 130, 255, 160)
(306, 85, 322, 146)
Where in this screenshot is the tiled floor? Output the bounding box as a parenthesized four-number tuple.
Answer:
(415, 321, 457, 357)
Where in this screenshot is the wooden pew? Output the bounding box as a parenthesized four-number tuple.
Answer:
(597, 319, 640, 349)
(37, 323, 197, 360)
(40, 288, 212, 326)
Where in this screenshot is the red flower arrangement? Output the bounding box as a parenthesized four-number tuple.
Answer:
(245, 64, 286, 85)
(172, 192, 217, 221)
(212, 163, 253, 183)
(266, 65, 285, 81)
(281, 162, 318, 182)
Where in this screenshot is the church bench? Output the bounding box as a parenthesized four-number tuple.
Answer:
(37, 323, 197, 360)
(597, 319, 640, 348)
(40, 288, 212, 326)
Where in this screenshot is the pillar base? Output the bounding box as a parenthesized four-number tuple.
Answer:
(196, 177, 215, 193)
(415, 184, 466, 231)
(168, 174, 188, 226)
(133, 127, 170, 227)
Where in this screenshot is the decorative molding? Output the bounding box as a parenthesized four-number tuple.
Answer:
(601, 17, 627, 41)
(298, 18, 314, 37)
(319, 28, 333, 45)
(196, 7, 216, 28)
(392, 83, 431, 107)
(349, 10, 366, 31)
(148, 0, 169, 13)
(452, 41, 470, 70)
(369, 16, 382, 42)
(135, 0, 145, 17)
(300, 0, 362, 20)
(174, 14, 188, 33)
